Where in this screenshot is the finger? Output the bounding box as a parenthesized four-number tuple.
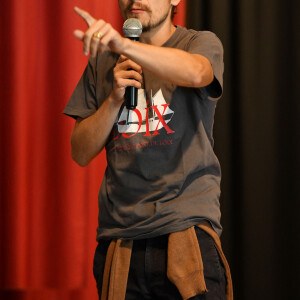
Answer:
(74, 6, 96, 27)
(83, 20, 106, 56)
(117, 60, 143, 74)
(97, 29, 114, 52)
(97, 43, 110, 54)
(118, 70, 143, 83)
(118, 55, 128, 63)
(127, 61, 143, 74)
(90, 23, 110, 57)
(116, 78, 142, 90)
(73, 29, 84, 41)
(97, 26, 124, 55)
(125, 79, 142, 89)
(89, 38, 99, 58)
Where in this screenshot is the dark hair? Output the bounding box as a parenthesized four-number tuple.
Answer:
(171, 5, 178, 20)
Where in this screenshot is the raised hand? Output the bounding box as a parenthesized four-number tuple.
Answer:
(73, 7, 125, 57)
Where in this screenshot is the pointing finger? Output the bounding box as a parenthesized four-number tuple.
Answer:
(74, 6, 96, 27)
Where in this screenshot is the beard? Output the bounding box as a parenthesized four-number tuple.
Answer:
(124, 2, 171, 33)
(142, 9, 170, 32)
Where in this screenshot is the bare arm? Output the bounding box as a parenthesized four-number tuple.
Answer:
(122, 40, 214, 88)
(71, 97, 120, 167)
(73, 7, 214, 89)
(71, 56, 143, 167)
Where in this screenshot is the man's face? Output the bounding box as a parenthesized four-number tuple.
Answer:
(118, 0, 174, 32)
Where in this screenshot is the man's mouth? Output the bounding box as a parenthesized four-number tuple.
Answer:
(127, 4, 150, 15)
(130, 8, 145, 13)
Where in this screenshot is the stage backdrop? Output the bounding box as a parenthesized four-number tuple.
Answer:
(186, 1, 300, 300)
(0, 1, 186, 299)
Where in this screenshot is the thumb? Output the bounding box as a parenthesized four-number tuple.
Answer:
(73, 30, 84, 41)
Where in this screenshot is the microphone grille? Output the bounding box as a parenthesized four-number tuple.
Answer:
(123, 18, 143, 38)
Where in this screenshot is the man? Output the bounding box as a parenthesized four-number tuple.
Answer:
(64, 1, 233, 299)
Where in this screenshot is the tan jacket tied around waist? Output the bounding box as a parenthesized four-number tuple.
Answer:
(100, 221, 233, 300)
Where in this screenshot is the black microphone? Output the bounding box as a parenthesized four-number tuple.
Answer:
(122, 18, 143, 110)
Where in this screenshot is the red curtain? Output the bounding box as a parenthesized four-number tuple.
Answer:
(0, 1, 186, 299)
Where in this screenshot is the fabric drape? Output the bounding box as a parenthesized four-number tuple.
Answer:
(186, 1, 300, 300)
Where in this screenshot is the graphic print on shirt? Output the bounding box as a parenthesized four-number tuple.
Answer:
(114, 89, 175, 138)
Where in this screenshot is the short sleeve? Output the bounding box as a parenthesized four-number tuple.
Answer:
(63, 57, 98, 119)
(187, 31, 224, 100)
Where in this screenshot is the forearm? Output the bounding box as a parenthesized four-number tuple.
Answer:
(74, 7, 214, 88)
(71, 95, 122, 167)
(121, 39, 214, 88)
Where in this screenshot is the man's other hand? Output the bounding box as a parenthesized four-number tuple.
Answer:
(111, 55, 143, 104)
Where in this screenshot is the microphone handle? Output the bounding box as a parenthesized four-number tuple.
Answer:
(125, 85, 138, 110)
(125, 37, 139, 110)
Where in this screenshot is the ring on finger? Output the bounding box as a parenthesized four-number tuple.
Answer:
(93, 31, 102, 39)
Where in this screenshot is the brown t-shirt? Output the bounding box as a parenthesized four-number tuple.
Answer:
(64, 26, 224, 239)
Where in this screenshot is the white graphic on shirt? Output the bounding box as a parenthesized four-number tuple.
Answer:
(116, 89, 174, 135)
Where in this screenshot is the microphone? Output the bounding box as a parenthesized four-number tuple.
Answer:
(122, 18, 143, 110)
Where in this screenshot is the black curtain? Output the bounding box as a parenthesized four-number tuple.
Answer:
(186, 0, 300, 299)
